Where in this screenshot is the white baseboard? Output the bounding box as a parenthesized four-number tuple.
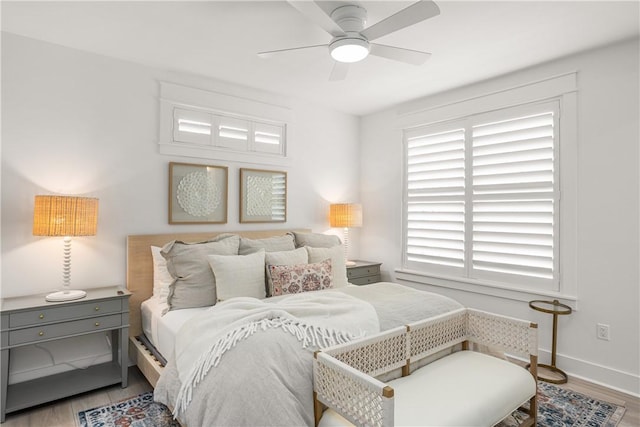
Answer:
(538, 349, 640, 398)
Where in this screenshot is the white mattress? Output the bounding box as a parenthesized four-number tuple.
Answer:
(141, 296, 208, 359)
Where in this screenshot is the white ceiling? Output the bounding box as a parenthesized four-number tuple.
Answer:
(2, 1, 639, 116)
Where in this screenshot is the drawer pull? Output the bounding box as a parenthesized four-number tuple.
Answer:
(95, 306, 100, 311)
(95, 322, 100, 327)
(38, 331, 44, 336)
(39, 314, 45, 319)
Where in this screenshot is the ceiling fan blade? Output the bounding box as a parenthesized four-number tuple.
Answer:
(287, 1, 346, 38)
(369, 43, 432, 65)
(361, 0, 440, 41)
(257, 44, 327, 59)
(329, 61, 349, 81)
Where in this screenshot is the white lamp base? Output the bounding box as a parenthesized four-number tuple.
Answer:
(46, 289, 87, 302)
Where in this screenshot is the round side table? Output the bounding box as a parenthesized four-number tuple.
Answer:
(528, 299, 572, 384)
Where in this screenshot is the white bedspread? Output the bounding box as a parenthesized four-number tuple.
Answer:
(173, 292, 379, 417)
(154, 282, 463, 426)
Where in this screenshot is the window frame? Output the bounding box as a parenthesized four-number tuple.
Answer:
(396, 73, 578, 305)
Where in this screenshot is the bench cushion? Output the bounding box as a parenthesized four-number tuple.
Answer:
(320, 350, 535, 427)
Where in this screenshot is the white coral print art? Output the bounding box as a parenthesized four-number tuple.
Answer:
(246, 175, 273, 216)
(177, 171, 222, 217)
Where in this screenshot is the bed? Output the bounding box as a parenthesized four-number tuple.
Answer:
(126, 229, 463, 426)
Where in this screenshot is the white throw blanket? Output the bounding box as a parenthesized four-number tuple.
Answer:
(173, 292, 380, 418)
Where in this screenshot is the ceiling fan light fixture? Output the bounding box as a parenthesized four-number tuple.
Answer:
(329, 37, 370, 63)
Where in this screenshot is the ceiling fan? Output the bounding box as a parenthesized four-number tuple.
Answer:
(258, 0, 440, 81)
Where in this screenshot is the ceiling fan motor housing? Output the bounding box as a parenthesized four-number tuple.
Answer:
(329, 5, 370, 63)
(330, 5, 367, 32)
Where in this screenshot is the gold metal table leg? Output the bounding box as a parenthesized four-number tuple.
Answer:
(527, 299, 571, 384)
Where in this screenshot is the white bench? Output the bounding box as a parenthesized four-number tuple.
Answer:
(313, 308, 538, 427)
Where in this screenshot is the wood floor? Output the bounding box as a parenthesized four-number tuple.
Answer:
(561, 376, 639, 427)
(2, 367, 153, 427)
(1, 366, 638, 426)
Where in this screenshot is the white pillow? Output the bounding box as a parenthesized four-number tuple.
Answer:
(151, 246, 173, 305)
(264, 247, 309, 297)
(305, 245, 348, 288)
(208, 250, 266, 301)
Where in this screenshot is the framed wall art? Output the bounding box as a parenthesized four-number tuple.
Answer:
(169, 162, 228, 224)
(239, 168, 287, 223)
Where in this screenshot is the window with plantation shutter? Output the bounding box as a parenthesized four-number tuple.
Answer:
(217, 116, 250, 150)
(173, 108, 212, 145)
(254, 122, 285, 155)
(406, 128, 466, 270)
(471, 112, 556, 284)
(403, 102, 560, 292)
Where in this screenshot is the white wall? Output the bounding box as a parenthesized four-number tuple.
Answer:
(0, 33, 361, 298)
(360, 38, 640, 395)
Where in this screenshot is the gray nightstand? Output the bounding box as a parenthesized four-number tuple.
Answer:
(0, 286, 130, 422)
(347, 261, 382, 285)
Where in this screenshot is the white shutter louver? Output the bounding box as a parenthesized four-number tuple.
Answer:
(406, 128, 466, 268)
(173, 108, 212, 145)
(254, 122, 284, 155)
(471, 112, 555, 280)
(217, 116, 249, 150)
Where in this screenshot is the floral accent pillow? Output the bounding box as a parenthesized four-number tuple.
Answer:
(267, 259, 333, 297)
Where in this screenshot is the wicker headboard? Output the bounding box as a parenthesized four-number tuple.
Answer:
(125, 229, 310, 337)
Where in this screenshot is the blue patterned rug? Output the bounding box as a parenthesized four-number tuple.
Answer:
(78, 392, 179, 427)
(78, 381, 626, 427)
(500, 381, 626, 427)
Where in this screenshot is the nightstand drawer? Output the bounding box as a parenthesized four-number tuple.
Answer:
(9, 299, 122, 328)
(9, 314, 122, 345)
(347, 265, 381, 279)
(349, 276, 380, 286)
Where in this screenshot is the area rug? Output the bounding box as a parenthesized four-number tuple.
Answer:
(78, 381, 626, 427)
(499, 381, 626, 427)
(78, 392, 179, 427)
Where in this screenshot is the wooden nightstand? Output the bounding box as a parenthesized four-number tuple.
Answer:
(0, 286, 130, 422)
(346, 261, 382, 285)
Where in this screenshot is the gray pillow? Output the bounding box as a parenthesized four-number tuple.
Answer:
(238, 234, 296, 255)
(162, 234, 240, 310)
(289, 231, 341, 248)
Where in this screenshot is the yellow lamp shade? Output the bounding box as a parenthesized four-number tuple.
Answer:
(330, 203, 362, 228)
(33, 195, 98, 237)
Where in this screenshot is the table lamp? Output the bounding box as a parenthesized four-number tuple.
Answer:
(33, 195, 98, 302)
(329, 203, 362, 266)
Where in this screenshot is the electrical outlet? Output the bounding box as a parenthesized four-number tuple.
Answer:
(597, 323, 610, 341)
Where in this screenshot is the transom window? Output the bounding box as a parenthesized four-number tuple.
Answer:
(173, 107, 285, 156)
(158, 81, 291, 165)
